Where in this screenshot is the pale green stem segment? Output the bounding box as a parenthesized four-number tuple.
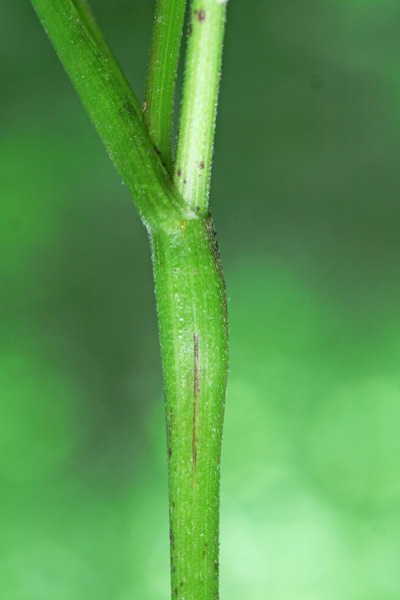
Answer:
(30, 0, 189, 229)
(174, 0, 227, 215)
(144, 0, 187, 173)
(152, 215, 228, 600)
(30, 2, 229, 599)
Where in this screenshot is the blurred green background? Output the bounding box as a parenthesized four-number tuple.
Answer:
(1, 1, 400, 598)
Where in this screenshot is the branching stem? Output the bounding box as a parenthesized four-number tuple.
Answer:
(29, 2, 229, 599)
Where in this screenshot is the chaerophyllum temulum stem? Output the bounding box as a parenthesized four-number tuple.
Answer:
(29, 1, 229, 598)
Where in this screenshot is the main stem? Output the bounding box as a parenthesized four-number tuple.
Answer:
(152, 214, 228, 600)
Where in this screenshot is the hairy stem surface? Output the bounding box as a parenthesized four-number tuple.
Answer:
(144, 0, 187, 173)
(71, 0, 142, 118)
(29, 1, 229, 599)
(174, 0, 227, 214)
(152, 214, 228, 600)
(30, 0, 185, 228)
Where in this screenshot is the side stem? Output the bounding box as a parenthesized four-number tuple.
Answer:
(174, 0, 227, 214)
(144, 0, 187, 173)
(29, 0, 188, 229)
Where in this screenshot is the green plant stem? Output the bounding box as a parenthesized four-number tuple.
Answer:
(152, 215, 228, 600)
(144, 0, 187, 173)
(71, 0, 142, 118)
(174, 0, 227, 215)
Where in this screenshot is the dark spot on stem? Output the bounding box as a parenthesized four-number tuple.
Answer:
(199, 161, 204, 169)
(123, 101, 136, 119)
(205, 213, 229, 326)
(168, 447, 172, 458)
(180, 582, 183, 588)
(153, 145, 161, 156)
(198, 9, 206, 21)
(189, 23, 193, 36)
(174, 587, 178, 596)
(177, 169, 182, 177)
(167, 408, 174, 441)
(195, 206, 200, 212)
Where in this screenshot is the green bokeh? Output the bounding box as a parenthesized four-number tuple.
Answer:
(1, 1, 400, 598)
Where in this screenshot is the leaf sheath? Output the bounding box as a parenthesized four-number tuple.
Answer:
(152, 215, 229, 599)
